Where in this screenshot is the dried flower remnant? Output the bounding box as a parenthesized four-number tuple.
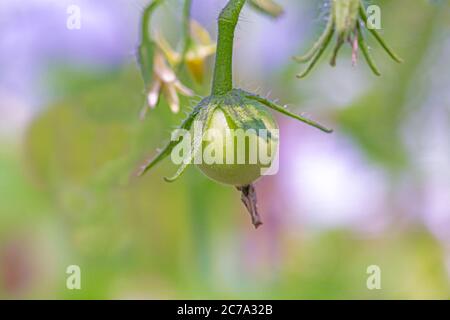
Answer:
(237, 184, 262, 228)
(294, 0, 403, 77)
(155, 20, 216, 83)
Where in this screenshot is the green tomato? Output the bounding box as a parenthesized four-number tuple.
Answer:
(196, 100, 279, 186)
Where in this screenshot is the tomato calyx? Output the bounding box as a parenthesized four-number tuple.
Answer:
(294, 0, 403, 78)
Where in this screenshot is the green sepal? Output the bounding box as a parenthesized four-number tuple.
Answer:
(244, 92, 333, 133)
(164, 101, 217, 182)
(358, 1, 403, 63)
(296, 21, 334, 78)
(215, 90, 270, 133)
(137, 103, 201, 177)
(357, 24, 381, 76)
(294, 17, 334, 64)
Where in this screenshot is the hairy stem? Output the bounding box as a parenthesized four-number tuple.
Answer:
(211, 0, 247, 96)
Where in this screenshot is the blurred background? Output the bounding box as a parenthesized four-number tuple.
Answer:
(1, 0, 450, 299)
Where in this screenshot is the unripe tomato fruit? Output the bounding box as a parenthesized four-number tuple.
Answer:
(196, 99, 279, 186)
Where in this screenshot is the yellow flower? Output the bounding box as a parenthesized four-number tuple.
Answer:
(155, 20, 216, 83)
(140, 51, 193, 119)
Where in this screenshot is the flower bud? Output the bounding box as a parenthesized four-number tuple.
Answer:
(294, 0, 402, 77)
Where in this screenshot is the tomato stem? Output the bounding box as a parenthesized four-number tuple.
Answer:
(211, 0, 247, 96)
